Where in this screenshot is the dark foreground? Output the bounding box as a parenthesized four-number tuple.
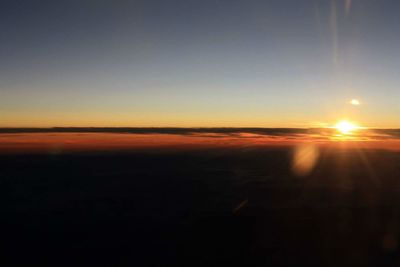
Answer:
(1, 147, 400, 266)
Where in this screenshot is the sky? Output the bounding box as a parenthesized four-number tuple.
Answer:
(1, 0, 400, 128)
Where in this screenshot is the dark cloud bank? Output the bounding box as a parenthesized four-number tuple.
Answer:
(1, 127, 400, 140)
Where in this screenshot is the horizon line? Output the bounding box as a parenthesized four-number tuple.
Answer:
(0, 127, 399, 134)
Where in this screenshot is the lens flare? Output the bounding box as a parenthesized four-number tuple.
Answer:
(292, 144, 320, 177)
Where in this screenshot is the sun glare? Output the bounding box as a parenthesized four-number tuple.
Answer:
(335, 120, 358, 134)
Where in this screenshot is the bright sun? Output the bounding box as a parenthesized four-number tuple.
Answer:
(335, 120, 358, 134)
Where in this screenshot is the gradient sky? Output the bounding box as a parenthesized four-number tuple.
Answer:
(1, 0, 400, 128)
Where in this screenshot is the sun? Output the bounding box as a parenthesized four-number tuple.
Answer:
(335, 120, 358, 134)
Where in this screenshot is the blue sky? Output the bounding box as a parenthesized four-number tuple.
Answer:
(1, 0, 399, 127)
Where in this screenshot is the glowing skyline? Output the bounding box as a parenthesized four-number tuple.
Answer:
(1, 0, 400, 128)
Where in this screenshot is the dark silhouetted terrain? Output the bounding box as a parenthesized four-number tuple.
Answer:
(1, 141, 400, 266)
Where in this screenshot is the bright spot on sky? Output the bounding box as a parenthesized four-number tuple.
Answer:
(335, 120, 358, 134)
(350, 99, 360, 105)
